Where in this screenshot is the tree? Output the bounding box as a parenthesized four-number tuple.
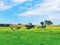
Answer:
(29, 23, 32, 26)
(40, 21, 45, 28)
(45, 20, 53, 25)
(18, 23, 21, 25)
(40, 21, 44, 26)
(48, 21, 53, 25)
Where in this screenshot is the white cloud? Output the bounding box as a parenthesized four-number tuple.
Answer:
(20, 0, 60, 19)
(49, 14, 60, 19)
(12, 0, 32, 6)
(0, 0, 28, 11)
(0, 1, 8, 10)
(0, 1, 13, 10)
(49, 16, 56, 19)
(12, 0, 26, 3)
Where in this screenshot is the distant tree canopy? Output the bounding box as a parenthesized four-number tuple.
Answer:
(40, 21, 44, 26)
(40, 20, 53, 25)
(18, 23, 21, 25)
(40, 21, 46, 28)
(29, 23, 32, 26)
(40, 20, 53, 28)
(45, 20, 53, 25)
(0, 24, 10, 27)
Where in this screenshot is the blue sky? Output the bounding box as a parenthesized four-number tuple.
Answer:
(0, 0, 60, 25)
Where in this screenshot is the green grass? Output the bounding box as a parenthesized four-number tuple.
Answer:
(0, 27, 60, 45)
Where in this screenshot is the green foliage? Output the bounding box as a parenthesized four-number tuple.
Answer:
(29, 23, 32, 25)
(18, 23, 21, 25)
(40, 21, 44, 25)
(0, 27, 60, 45)
(45, 20, 53, 25)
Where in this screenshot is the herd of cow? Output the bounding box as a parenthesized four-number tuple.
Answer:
(0, 24, 46, 30)
(11, 25, 46, 30)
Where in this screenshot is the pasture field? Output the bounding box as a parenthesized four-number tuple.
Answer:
(0, 27, 60, 45)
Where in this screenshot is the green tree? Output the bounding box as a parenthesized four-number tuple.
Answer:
(29, 23, 32, 26)
(18, 23, 21, 25)
(40, 21, 44, 26)
(45, 20, 53, 25)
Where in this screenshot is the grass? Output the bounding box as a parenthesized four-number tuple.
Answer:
(0, 27, 60, 45)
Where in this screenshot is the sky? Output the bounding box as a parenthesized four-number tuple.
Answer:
(0, 0, 60, 25)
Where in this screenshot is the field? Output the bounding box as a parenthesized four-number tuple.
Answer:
(0, 27, 60, 45)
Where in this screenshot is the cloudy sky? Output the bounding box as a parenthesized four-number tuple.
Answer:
(0, 0, 60, 25)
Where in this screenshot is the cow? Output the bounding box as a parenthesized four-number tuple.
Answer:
(25, 25, 35, 29)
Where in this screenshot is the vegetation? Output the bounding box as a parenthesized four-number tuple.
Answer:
(18, 23, 21, 25)
(40, 21, 44, 26)
(40, 20, 53, 28)
(0, 20, 59, 45)
(0, 27, 60, 45)
(45, 20, 53, 25)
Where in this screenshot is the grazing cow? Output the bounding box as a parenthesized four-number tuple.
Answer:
(25, 25, 31, 29)
(31, 25, 35, 28)
(25, 25, 35, 29)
